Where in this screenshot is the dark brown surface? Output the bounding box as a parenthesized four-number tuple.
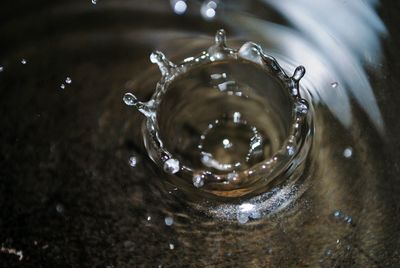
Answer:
(0, 0, 400, 267)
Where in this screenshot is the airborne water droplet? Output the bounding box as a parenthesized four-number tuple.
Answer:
(171, 0, 187, 15)
(200, 0, 218, 20)
(164, 216, 174, 226)
(343, 147, 353, 158)
(0, 66, 4, 72)
(91, 0, 97, 4)
(60, 84, 65, 89)
(331, 82, 339, 88)
(123, 93, 138, 106)
(163, 158, 180, 174)
(21, 59, 27, 65)
(128, 156, 138, 167)
(65, 77, 72, 84)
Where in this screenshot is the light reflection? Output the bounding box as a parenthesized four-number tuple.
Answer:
(201, 0, 218, 20)
(224, 0, 387, 134)
(171, 0, 187, 15)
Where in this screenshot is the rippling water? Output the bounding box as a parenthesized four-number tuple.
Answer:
(0, 0, 399, 266)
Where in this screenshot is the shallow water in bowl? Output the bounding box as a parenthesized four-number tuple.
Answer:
(0, 0, 400, 266)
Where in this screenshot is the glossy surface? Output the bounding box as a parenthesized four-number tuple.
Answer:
(0, 0, 399, 266)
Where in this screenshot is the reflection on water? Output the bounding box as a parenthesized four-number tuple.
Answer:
(222, 0, 387, 133)
(0, 0, 398, 266)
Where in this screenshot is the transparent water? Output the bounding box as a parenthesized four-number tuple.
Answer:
(0, 0, 399, 266)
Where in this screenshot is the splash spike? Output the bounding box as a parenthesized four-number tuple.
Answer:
(150, 51, 176, 76)
(292, 65, 306, 82)
(215, 29, 227, 47)
(123, 92, 154, 117)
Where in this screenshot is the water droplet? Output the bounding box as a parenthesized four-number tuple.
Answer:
(164, 216, 174, 226)
(150, 51, 175, 75)
(325, 249, 332, 257)
(333, 210, 343, 218)
(123, 93, 138, 106)
(200, 0, 218, 20)
(65, 77, 72, 84)
(233, 111, 241, 123)
(295, 101, 309, 114)
(193, 174, 205, 188)
(169, 243, 175, 250)
(21, 59, 27, 65)
(237, 213, 249, 224)
(215, 29, 226, 46)
(0, 66, 4, 72)
(128, 156, 138, 167)
(344, 215, 353, 224)
(55, 203, 64, 214)
(163, 158, 180, 174)
(222, 138, 233, 149)
(343, 147, 353, 158)
(286, 145, 295, 156)
(227, 172, 238, 182)
(91, 0, 97, 4)
(147, 216, 151, 221)
(60, 84, 65, 90)
(331, 82, 339, 88)
(170, 0, 187, 15)
(292, 65, 305, 81)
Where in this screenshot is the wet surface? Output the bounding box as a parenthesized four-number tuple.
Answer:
(1, 0, 400, 267)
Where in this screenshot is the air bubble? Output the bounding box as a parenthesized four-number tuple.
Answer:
(163, 158, 180, 174)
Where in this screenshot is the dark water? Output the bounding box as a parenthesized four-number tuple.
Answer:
(1, 0, 400, 267)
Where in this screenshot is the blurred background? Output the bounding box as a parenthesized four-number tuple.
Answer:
(0, 0, 399, 267)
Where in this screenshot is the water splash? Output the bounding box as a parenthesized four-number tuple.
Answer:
(124, 30, 313, 219)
